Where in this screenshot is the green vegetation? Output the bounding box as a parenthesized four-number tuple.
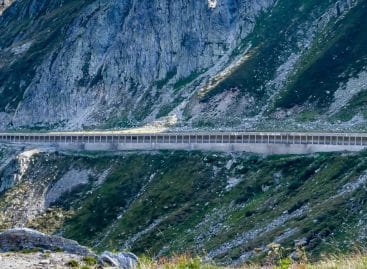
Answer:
(275, 0, 367, 109)
(333, 90, 367, 122)
(295, 110, 320, 122)
(198, 0, 367, 124)
(1, 148, 367, 265)
(100, 113, 137, 129)
(156, 97, 184, 118)
(66, 259, 79, 268)
(82, 256, 98, 266)
(155, 68, 177, 89)
(137, 253, 367, 269)
(19, 248, 42, 254)
(138, 255, 219, 269)
(63, 152, 220, 252)
(173, 70, 204, 91)
(200, 0, 333, 106)
(56, 150, 367, 263)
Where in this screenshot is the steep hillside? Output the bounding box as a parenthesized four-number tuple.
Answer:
(0, 148, 366, 265)
(0, 0, 365, 131)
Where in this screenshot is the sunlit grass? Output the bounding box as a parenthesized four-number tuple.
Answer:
(137, 254, 219, 269)
(137, 253, 367, 269)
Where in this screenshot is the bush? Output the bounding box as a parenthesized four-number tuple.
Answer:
(66, 259, 79, 268)
(82, 256, 98, 266)
(277, 257, 292, 269)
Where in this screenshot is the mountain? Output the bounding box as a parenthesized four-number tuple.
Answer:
(1, 0, 367, 266)
(0, 0, 365, 131)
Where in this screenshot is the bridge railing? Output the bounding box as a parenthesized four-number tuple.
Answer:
(0, 133, 367, 146)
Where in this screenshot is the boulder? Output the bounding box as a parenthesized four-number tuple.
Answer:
(99, 251, 138, 269)
(0, 228, 92, 256)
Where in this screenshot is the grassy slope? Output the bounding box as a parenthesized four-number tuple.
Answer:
(199, 0, 367, 121)
(47, 150, 367, 264)
(275, 0, 367, 111)
(199, 0, 333, 108)
(137, 253, 367, 269)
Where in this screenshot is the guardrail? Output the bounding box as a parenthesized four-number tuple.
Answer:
(1, 132, 367, 146)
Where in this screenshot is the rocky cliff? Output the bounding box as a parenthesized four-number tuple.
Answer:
(0, 0, 275, 129)
(0, 0, 365, 131)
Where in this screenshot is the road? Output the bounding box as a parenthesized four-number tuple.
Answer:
(1, 131, 367, 154)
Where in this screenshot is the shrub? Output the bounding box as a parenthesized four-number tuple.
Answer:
(66, 259, 79, 268)
(277, 257, 292, 269)
(82, 256, 98, 266)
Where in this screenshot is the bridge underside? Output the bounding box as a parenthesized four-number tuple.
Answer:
(51, 142, 365, 155)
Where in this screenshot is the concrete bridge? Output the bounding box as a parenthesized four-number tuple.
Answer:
(0, 132, 367, 154)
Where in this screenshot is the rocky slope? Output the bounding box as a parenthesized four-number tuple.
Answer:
(0, 146, 366, 265)
(0, 252, 89, 269)
(0, 0, 365, 131)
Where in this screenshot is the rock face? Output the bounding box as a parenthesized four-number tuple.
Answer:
(45, 169, 92, 208)
(0, 149, 111, 232)
(0, 228, 92, 256)
(0, 0, 275, 129)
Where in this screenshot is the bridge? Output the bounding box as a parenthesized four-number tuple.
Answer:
(1, 131, 367, 154)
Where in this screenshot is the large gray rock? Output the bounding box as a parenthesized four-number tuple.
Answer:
(99, 251, 138, 269)
(0, 228, 92, 256)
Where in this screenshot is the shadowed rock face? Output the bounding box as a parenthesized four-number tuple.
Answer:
(0, 228, 92, 255)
